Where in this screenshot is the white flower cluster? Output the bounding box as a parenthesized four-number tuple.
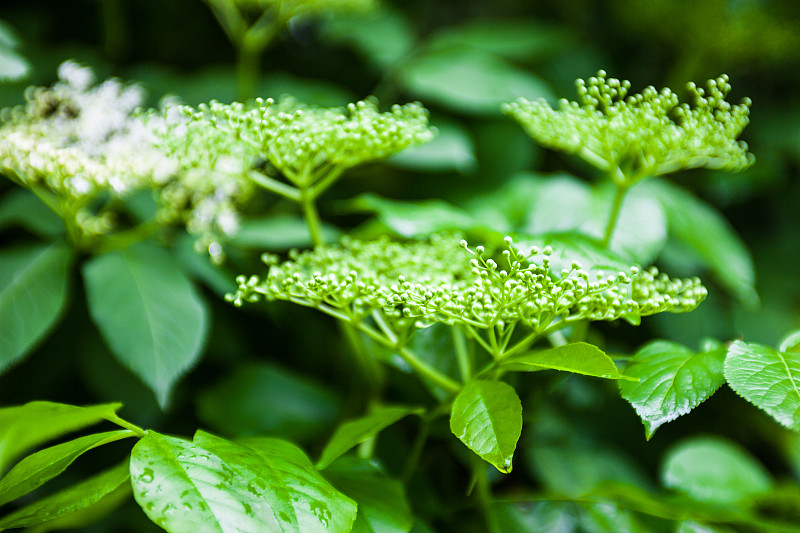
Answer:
(503, 71, 753, 182)
(230, 235, 707, 333)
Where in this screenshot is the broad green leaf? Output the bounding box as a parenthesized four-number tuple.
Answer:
(519, 174, 594, 235)
(677, 522, 736, 533)
(725, 340, 800, 430)
(0, 401, 121, 475)
(449, 380, 522, 473)
(388, 120, 476, 174)
(83, 243, 209, 407)
(0, 430, 135, 506)
(0, 243, 73, 371)
(348, 193, 476, 238)
(492, 501, 576, 533)
(640, 179, 757, 306)
(228, 215, 341, 250)
(503, 343, 623, 379)
(0, 189, 63, 237)
(317, 406, 421, 469)
(428, 20, 568, 61)
(24, 483, 131, 533)
(324, 457, 412, 533)
(131, 430, 356, 533)
(320, 7, 414, 68)
(619, 340, 726, 439)
(661, 436, 772, 505)
(0, 460, 130, 530)
(779, 330, 800, 353)
(398, 47, 552, 115)
(196, 362, 340, 443)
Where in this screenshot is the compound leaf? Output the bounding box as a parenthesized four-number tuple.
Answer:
(725, 340, 800, 431)
(0, 430, 134, 506)
(0, 243, 72, 371)
(317, 406, 421, 469)
(450, 380, 522, 473)
(503, 342, 623, 379)
(130, 430, 356, 533)
(662, 436, 772, 505)
(619, 340, 726, 439)
(0, 401, 121, 475)
(83, 243, 209, 408)
(0, 461, 130, 530)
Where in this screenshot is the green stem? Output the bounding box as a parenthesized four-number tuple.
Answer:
(601, 169, 630, 247)
(310, 167, 346, 200)
(402, 416, 430, 482)
(247, 170, 301, 201)
(475, 464, 501, 533)
(452, 327, 471, 382)
(236, 41, 262, 102)
(299, 185, 324, 247)
(105, 414, 146, 438)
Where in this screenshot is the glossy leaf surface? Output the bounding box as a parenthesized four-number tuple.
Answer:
(0, 401, 121, 474)
(450, 380, 522, 473)
(503, 343, 623, 379)
(130, 430, 356, 533)
(0, 430, 134, 506)
(725, 340, 800, 431)
(619, 340, 726, 438)
(0, 461, 130, 530)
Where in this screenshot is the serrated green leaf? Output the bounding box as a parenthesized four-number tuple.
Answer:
(196, 362, 340, 443)
(661, 436, 772, 505)
(388, 119, 476, 174)
(619, 340, 726, 439)
(0, 189, 63, 237)
(0, 243, 73, 371)
(398, 47, 552, 115)
(0, 401, 121, 475)
(83, 243, 209, 408)
(0, 430, 135, 506)
(130, 430, 356, 533)
(347, 193, 476, 238)
(324, 457, 412, 533)
(640, 179, 757, 306)
(503, 343, 623, 379)
(0, 460, 130, 530)
(725, 340, 800, 431)
(779, 330, 800, 353)
(228, 215, 341, 251)
(450, 380, 522, 473)
(514, 232, 632, 276)
(317, 406, 421, 469)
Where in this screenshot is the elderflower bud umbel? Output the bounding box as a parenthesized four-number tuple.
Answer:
(502, 71, 753, 183)
(229, 235, 707, 333)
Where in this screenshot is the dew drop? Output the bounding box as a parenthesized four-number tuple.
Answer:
(183, 503, 193, 511)
(279, 511, 291, 523)
(243, 502, 253, 516)
(139, 467, 154, 483)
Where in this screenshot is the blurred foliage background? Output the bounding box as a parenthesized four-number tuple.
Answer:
(1, 0, 800, 531)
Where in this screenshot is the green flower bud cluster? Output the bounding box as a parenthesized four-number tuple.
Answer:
(502, 71, 753, 182)
(229, 235, 707, 334)
(0, 61, 175, 238)
(189, 97, 435, 187)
